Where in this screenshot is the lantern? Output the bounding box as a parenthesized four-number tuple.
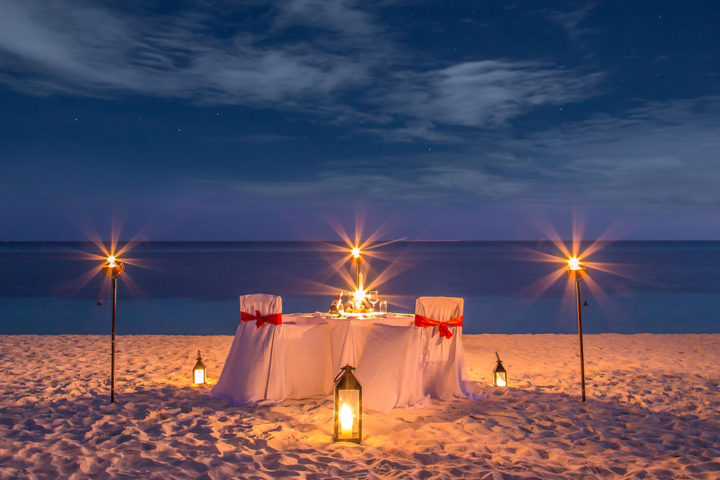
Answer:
(193, 350, 207, 385)
(492, 351, 507, 387)
(333, 365, 362, 443)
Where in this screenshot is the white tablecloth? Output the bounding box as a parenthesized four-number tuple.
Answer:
(212, 313, 469, 412)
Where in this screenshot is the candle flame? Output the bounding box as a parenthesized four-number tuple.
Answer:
(339, 403, 354, 433)
(352, 288, 366, 304)
(496, 374, 507, 387)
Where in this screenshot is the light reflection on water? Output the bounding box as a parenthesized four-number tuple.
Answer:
(0, 241, 718, 334)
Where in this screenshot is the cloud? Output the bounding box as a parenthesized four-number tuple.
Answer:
(193, 97, 720, 211)
(503, 97, 720, 208)
(0, 1, 371, 106)
(0, 1, 601, 141)
(363, 60, 602, 141)
(547, 2, 597, 42)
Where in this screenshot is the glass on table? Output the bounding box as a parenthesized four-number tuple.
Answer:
(367, 290, 378, 312)
(378, 300, 388, 315)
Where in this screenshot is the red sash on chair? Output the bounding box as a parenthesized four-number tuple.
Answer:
(241, 310, 283, 329)
(414, 314, 463, 339)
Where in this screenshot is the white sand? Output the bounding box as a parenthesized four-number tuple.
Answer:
(1, 334, 719, 479)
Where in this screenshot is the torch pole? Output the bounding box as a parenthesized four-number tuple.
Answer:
(355, 258, 360, 287)
(111, 276, 117, 403)
(575, 279, 586, 402)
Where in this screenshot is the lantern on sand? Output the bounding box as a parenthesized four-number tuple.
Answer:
(333, 365, 362, 443)
(492, 351, 507, 387)
(193, 350, 207, 385)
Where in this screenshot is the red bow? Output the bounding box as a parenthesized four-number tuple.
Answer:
(241, 310, 282, 329)
(414, 314, 463, 339)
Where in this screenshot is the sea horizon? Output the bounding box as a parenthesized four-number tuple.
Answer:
(1, 240, 718, 336)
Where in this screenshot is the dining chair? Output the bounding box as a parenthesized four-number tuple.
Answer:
(212, 294, 286, 404)
(414, 296, 467, 399)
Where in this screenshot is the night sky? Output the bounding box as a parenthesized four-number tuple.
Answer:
(1, 1, 719, 240)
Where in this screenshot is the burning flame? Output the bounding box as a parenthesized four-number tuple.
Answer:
(194, 367, 205, 384)
(567, 256, 581, 270)
(339, 403, 354, 434)
(352, 288, 366, 304)
(351, 247, 361, 259)
(107, 255, 117, 268)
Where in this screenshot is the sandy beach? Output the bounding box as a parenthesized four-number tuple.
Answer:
(1, 333, 719, 479)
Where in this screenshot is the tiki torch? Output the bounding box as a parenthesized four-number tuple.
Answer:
(102, 255, 125, 403)
(566, 256, 588, 402)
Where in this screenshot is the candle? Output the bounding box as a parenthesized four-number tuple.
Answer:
(339, 403, 354, 434)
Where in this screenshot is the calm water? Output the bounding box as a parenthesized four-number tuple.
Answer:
(0, 241, 718, 334)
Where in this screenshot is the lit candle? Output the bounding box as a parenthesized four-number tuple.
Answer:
(495, 373, 507, 387)
(339, 403, 354, 434)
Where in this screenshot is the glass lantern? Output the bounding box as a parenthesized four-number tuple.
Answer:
(333, 365, 362, 443)
(193, 350, 207, 385)
(492, 351, 507, 387)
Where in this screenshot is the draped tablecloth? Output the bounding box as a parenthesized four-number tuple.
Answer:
(212, 313, 469, 412)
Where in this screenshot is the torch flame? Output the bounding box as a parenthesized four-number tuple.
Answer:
(351, 247, 361, 259)
(568, 257, 581, 270)
(107, 255, 117, 268)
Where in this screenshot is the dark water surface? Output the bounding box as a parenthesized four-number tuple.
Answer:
(0, 241, 718, 334)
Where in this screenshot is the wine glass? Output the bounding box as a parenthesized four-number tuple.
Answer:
(367, 290, 379, 313)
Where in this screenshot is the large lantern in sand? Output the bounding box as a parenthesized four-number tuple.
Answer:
(333, 365, 362, 443)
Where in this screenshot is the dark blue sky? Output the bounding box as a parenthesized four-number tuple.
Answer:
(1, 1, 719, 240)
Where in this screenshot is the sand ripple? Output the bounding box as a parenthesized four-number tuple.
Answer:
(1, 334, 719, 479)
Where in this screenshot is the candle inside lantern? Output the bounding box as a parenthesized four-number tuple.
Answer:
(193, 350, 207, 385)
(495, 373, 507, 387)
(339, 403, 354, 434)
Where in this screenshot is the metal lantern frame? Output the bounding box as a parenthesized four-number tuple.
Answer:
(193, 350, 207, 385)
(492, 351, 507, 387)
(333, 365, 362, 444)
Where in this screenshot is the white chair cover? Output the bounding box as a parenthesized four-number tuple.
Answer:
(415, 296, 469, 400)
(212, 294, 285, 404)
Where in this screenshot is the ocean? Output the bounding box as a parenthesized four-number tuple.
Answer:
(0, 241, 718, 335)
